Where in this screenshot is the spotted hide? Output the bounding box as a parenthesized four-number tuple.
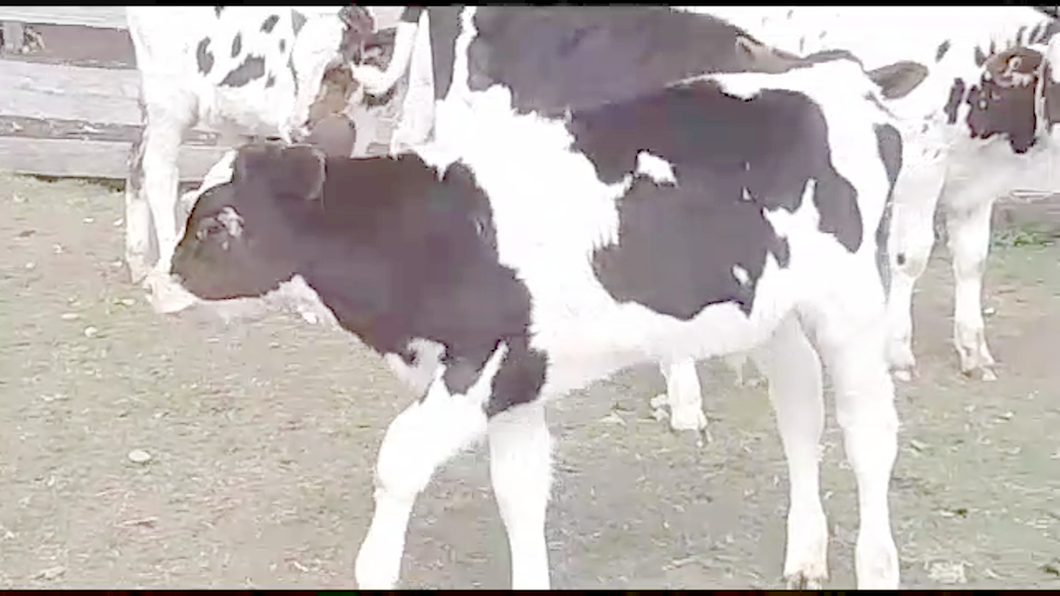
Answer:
(124, 6, 378, 315)
(670, 7, 1060, 391)
(169, 24, 911, 587)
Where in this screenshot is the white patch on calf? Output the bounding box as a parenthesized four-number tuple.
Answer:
(635, 151, 677, 185)
(732, 264, 750, 285)
(216, 207, 244, 238)
(179, 273, 338, 328)
(383, 338, 447, 396)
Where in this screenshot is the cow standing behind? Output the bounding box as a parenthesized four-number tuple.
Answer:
(124, 6, 375, 314)
(637, 7, 1060, 431)
(165, 7, 929, 589)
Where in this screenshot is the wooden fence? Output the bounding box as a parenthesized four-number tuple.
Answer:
(0, 7, 404, 183)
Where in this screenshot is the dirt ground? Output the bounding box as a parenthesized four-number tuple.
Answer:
(0, 172, 1057, 589)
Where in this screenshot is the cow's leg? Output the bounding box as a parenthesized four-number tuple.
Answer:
(884, 144, 946, 381)
(750, 314, 828, 589)
(138, 98, 196, 312)
(944, 193, 998, 380)
(124, 130, 152, 284)
(488, 400, 552, 589)
(355, 345, 508, 588)
(651, 358, 707, 432)
(802, 264, 899, 589)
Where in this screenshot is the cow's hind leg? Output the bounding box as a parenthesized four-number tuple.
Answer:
(885, 145, 946, 381)
(124, 130, 152, 284)
(488, 399, 552, 589)
(803, 265, 899, 589)
(945, 194, 998, 381)
(354, 345, 507, 588)
(750, 315, 828, 588)
(651, 358, 707, 432)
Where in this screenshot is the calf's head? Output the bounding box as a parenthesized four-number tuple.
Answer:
(171, 142, 329, 302)
(965, 46, 1045, 153)
(290, 6, 375, 141)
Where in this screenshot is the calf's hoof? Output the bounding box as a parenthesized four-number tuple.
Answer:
(143, 271, 197, 314)
(650, 393, 707, 432)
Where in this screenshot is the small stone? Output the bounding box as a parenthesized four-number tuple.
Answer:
(599, 411, 625, 426)
(983, 306, 996, 316)
(127, 449, 152, 464)
(82, 217, 94, 223)
(60, 313, 80, 321)
(928, 561, 967, 584)
(12, 193, 25, 203)
(24, 262, 35, 270)
(83, 326, 99, 338)
(119, 298, 136, 307)
(33, 566, 65, 580)
(53, 244, 63, 254)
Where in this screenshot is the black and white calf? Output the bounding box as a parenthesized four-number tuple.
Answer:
(648, 7, 1060, 431)
(124, 6, 375, 313)
(166, 17, 924, 582)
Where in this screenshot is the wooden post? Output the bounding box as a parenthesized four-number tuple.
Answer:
(2, 20, 24, 53)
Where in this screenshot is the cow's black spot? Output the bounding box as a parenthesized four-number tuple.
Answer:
(287, 52, 299, 96)
(944, 78, 966, 124)
(291, 10, 307, 35)
(196, 37, 214, 75)
(219, 55, 266, 87)
(231, 32, 242, 58)
(465, 7, 805, 115)
(265, 74, 276, 88)
(896, 253, 906, 266)
(278, 38, 286, 54)
(569, 80, 860, 320)
(214, 6, 224, 18)
(874, 123, 902, 293)
(261, 14, 280, 34)
(935, 40, 950, 62)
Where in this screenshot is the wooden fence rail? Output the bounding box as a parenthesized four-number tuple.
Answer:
(0, 6, 402, 182)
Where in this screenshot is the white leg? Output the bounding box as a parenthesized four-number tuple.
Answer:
(355, 344, 508, 588)
(803, 268, 899, 589)
(124, 134, 152, 284)
(651, 358, 707, 432)
(885, 147, 945, 381)
(488, 401, 552, 589)
(750, 315, 828, 589)
(140, 108, 202, 313)
(945, 196, 998, 381)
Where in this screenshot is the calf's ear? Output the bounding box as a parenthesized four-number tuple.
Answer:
(233, 143, 327, 202)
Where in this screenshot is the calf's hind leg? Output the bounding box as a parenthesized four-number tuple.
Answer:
(802, 264, 900, 589)
(750, 314, 828, 588)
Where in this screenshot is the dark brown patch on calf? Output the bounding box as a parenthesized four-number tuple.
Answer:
(261, 14, 279, 34)
(231, 32, 242, 58)
(291, 11, 307, 35)
(219, 54, 266, 87)
(966, 46, 1043, 153)
(196, 38, 214, 75)
(936, 40, 951, 62)
(944, 77, 965, 124)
